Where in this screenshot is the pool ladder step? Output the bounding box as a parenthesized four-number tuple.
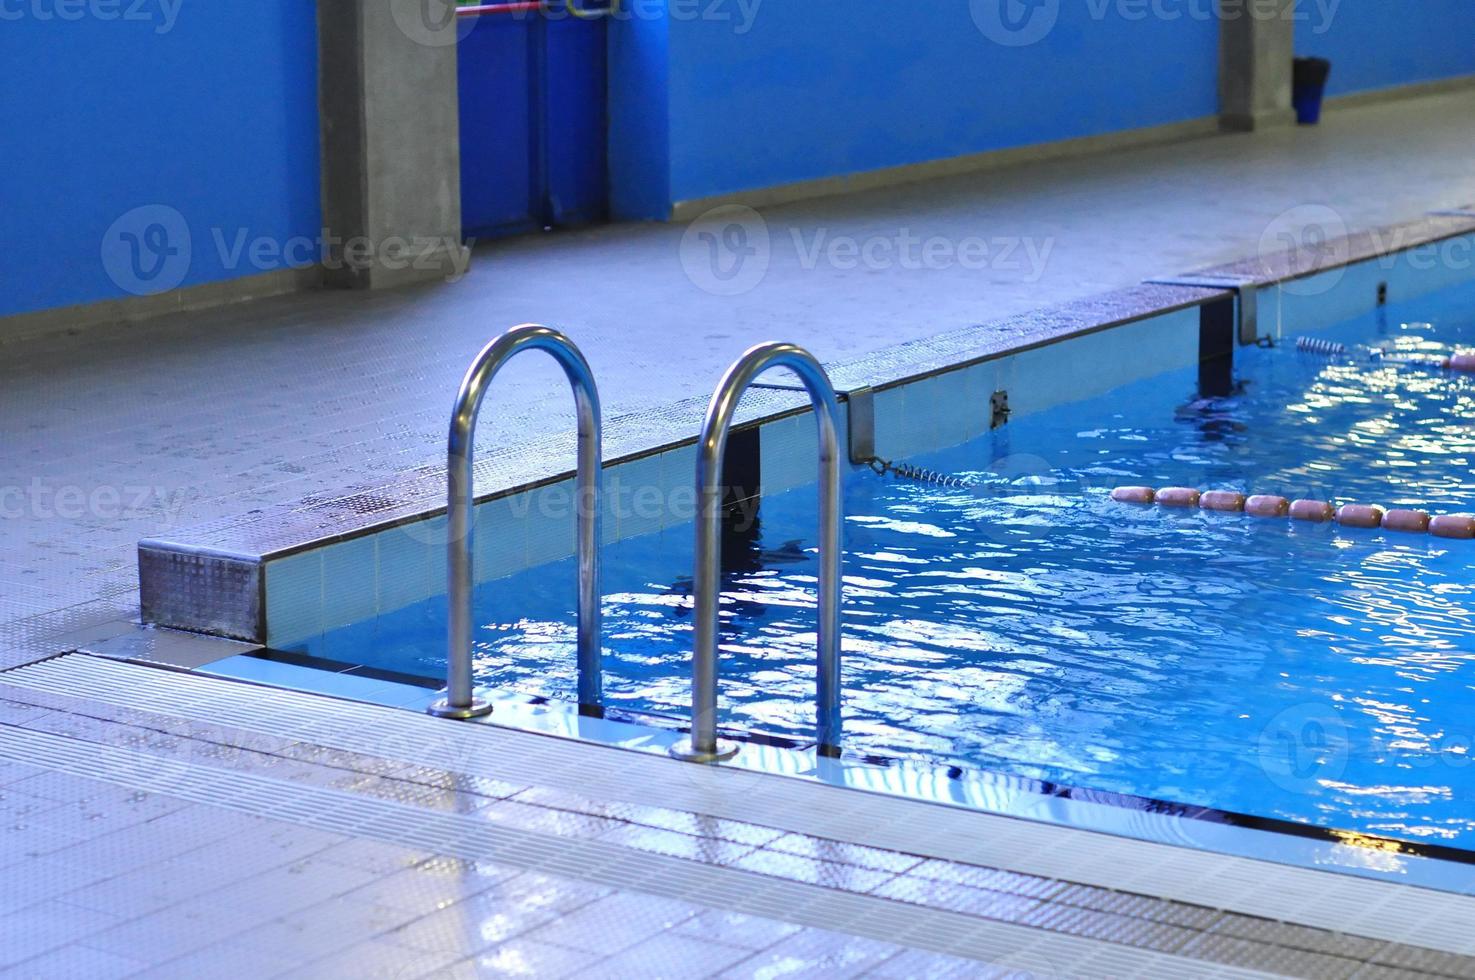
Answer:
(428, 327, 847, 762)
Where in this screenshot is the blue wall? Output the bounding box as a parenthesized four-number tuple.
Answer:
(1303, 1, 1475, 98)
(612, 0, 1220, 216)
(608, 7, 671, 221)
(0, 4, 321, 317)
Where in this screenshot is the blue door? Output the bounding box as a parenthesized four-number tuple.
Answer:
(457, 2, 609, 239)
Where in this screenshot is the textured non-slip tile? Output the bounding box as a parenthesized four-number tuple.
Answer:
(202, 858, 381, 917)
(672, 909, 804, 952)
(764, 834, 923, 874)
(715, 929, 906, 979)
(1347, 965, 1442, 980)
(131, 938, 303, 980)
(1014, 902, 1198, 956)
(1048, 882, 1222, 932)
(1205, 913, 1388, 962)
(83, 902, 256, 961)
(7, 943, 147, 980)
(1174, 929, 1364, 980)
(518, 891, 702, 955)
(434, 939, 602, 979)
(0, 900, 124, 968)
(1369, 941, 1475, 978)
(598, 823, 758, 866)
(871, 875, 1042, 922)
(907, 860, 1064, 901)
(589, 931, 756, 979)
(345, 773, 497, 814)
(477, 798, 625, 839)
(733, 848, 900, 895)
(0, 857, 112, 916)
(278, 938, 464, 980)
(339, 865, 518, 918)
(866, 946, 1010, 979)
(57, 857, 231, 918)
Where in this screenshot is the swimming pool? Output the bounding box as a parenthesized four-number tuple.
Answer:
(300, 279, 1475, 856)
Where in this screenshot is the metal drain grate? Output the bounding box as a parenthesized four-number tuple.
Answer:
(0, 724, 1195, 978)
(4, 654, 1474, 958)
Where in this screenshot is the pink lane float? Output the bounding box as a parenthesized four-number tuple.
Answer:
(1289, 499, 1334, 522)
(1430, 515, 1475, 539)
(1383, 509, 1431, 533)
(1155, 487, 1201, 508)
(1245, 495, 1289, 517)
(1200, 490, 1246, 512)
(1335, 503, 1383, 529)
(1112, 486, 1473, 541)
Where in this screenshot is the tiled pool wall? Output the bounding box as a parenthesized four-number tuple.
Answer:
(1258, 230, 1475, 340)
(144, 224, 1475, 658)
(257, 304, 1209, 655)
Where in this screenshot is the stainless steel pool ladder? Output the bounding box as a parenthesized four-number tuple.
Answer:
(669, 342, 845, 763)
(428, 325, 603, 720)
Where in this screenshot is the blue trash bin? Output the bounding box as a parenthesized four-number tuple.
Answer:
(1293, 57, 1332, 125)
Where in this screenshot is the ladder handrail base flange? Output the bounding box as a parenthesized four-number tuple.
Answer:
(669, 737, 741, 764)
(426, 698, 495, 721)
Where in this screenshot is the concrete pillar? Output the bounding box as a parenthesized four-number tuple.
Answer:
(1219, 0, 1297, 131)
(318, 0, 468, 289)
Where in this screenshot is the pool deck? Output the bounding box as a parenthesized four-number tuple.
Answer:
(4, 88, 1475, 977)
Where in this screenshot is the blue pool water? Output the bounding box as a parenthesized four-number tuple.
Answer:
(320, 285, 1475, 852)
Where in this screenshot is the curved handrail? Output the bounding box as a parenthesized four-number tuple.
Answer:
(670, 342, 844, 762)
(428, 324, 603, 719)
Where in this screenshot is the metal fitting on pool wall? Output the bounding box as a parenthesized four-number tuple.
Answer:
(1335, 504, 1384, 529)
